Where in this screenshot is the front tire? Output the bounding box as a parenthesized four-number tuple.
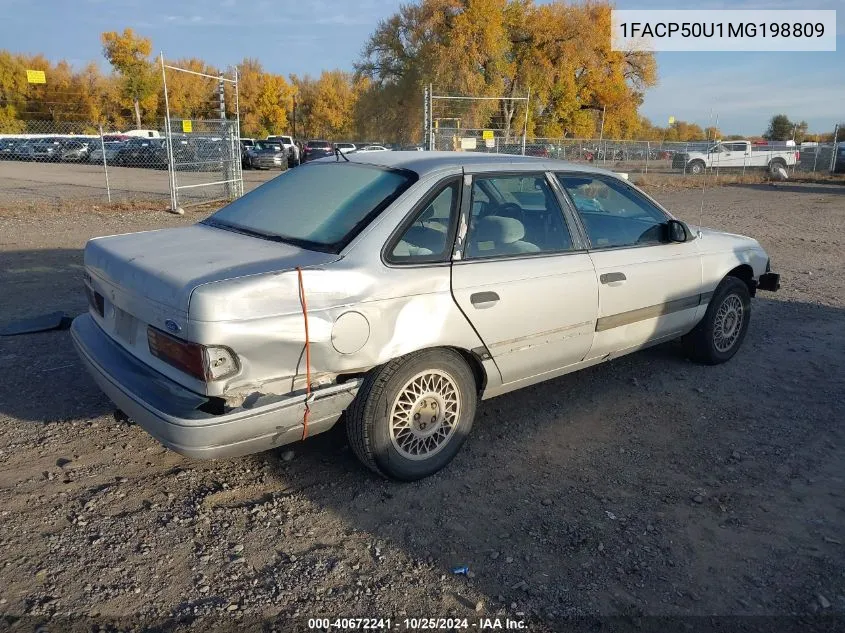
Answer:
(346, 349, 477, 481)
(683, 276, 751, 365)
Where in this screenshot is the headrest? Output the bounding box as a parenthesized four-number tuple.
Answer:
(403, 225, 445, 252)
(474, 216, 525, 244)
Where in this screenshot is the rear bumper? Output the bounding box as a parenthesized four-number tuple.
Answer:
(71, 314, 358, 459)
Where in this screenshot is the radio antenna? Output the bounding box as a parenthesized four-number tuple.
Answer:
(697, 110, 719, 235)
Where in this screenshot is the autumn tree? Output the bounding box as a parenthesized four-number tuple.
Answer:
(101, 28, 158, 129)
(236, 59, 293, 138)
(297, 71, 361, 139)
(764, 114, 793, 141)
(356, 0, 657, 143)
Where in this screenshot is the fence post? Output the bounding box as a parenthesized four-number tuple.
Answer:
(645, 141, 649, 173)
(160, 53, 179, 213)
(98, 124, 111, 203)
(829, 124, 839, 173)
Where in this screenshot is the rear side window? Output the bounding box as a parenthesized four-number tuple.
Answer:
(465, 174, 573, 259)
(386, 179, 460, 264)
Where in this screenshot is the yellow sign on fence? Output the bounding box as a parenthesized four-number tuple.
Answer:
(482, 130, 494, 140)
(182, 120, 193, 133)
(668, 116, 676, 125)
(26, 69, 46, 84)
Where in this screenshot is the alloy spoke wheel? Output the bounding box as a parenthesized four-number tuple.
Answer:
(389, 369, 461, 461)
(713, 293, 744, 353)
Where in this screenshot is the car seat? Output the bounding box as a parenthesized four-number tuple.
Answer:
(468, 216, 539, 257)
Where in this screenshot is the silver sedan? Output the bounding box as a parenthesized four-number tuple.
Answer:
(72, 152, 780, 480)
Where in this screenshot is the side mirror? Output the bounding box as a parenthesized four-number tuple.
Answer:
(667, 219, 691, 243)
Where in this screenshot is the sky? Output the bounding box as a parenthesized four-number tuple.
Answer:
(0, 0, 842, 136)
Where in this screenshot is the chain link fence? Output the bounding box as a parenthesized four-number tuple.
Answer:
(0, 120, 171, 206)
(442, 132, 842, 177)
(164, 118, 243, 209)
(1, 121, 842, 210)
(0, 118, 248, 209)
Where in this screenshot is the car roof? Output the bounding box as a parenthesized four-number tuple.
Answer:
(331, 150, 625, 179)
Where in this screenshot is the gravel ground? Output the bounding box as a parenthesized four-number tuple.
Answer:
(0, 182, 843, 631)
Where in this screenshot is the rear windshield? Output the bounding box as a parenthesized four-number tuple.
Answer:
(308, 141, 331, 148)
(254, 142, 281, 151)
(205, 163, 417, 253)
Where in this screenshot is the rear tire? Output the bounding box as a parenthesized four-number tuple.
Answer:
(688, 160, 706, 175)
(768, 158, 786, 174)
(346, 349, 477, 481)
(683, 276, 751, 365)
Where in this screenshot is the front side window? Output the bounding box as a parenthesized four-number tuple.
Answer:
(465, 174, 573, 258)
(557, 174, 668, 249)
(206, 163, 417, 252)
(387, 180, 459, 263)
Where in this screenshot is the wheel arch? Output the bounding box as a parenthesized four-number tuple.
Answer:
(726, 263, 756, 296)
(345, 345, 490, 396)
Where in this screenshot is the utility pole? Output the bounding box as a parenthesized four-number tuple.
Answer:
(292, 96, 297, 138)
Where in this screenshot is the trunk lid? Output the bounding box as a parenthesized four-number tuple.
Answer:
(85, 223, 338, 317)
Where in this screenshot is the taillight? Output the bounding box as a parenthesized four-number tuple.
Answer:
(85, 285, 104, 317)
(147, 327, 239, 382)
(795, 151, 800, 161)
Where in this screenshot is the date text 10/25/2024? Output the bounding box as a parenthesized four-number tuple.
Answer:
(307, 617, 528, 630)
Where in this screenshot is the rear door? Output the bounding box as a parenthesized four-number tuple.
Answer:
(555, 173, 702, 360)
(451, 172, 598, 385)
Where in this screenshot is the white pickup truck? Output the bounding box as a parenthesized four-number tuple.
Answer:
(672, 140, 799, 175)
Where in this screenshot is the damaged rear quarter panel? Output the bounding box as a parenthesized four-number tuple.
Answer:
(187, 170, 489, 401)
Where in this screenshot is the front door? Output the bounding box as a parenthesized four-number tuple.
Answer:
(451, 173, 598, 384)
(555, 173, 703, 360)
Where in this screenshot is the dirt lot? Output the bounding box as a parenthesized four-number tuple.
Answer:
(0, 182, 844, 631)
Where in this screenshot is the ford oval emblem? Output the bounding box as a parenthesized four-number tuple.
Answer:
(164, 319, 181, 333)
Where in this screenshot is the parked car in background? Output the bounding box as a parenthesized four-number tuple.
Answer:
(355, 145, 390, 153)
(10, 140, 35, 161)
(29, 139, 63, 162)
(525, 144, 551, 158)
(122, 129, 161, 139)
(192, 138, 225, 172)
(0, 138, 19, 159)
(60, 140, 91, 163)
(71, 152, 780, 482)
(334, 142, 357, 154)
(266, 135, 299, 167)
(89, 141, 125, 164)
(244, 141, 286, 170)
(114, 138, 171, 168)
(303, 139, 334, 162)
(672, 140, 798, 175)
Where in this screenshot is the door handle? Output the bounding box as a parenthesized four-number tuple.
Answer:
(600, 272, 627, 284)
(470, 291, 500, 308)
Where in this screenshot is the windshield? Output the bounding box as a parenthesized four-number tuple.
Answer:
(308, 141, 331, 149)
(254, 142, 281, 151)
(205, 163, 417, 252)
